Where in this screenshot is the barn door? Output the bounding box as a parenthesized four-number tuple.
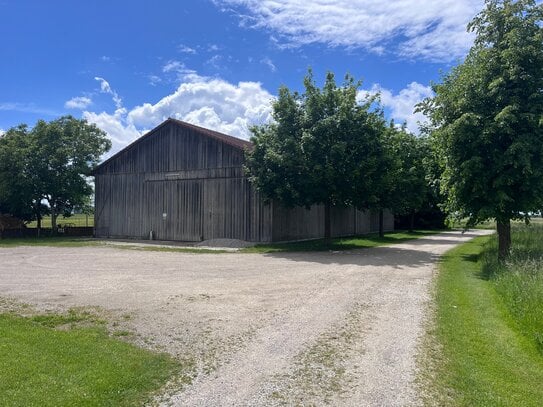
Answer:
(168, 180, 203, 241)
(143, 179, 203, 241)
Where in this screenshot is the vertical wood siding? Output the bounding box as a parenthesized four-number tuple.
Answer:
(271, 205, 394, 242)
(94, 120, 393, 243)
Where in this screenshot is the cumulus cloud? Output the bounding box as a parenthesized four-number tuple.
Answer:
(64, 96, 92, 109)
(83, 110, 141, 149)
(360, 82, 434, 133)
(127, 77, 274, 137)
(82, 74, 274, 157)
(214, 0, 482, 62)
(0, 129, 5, 137)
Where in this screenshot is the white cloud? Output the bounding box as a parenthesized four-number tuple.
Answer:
(162, 60, 199, 82)
(64, 96, 92, 109)
(260, 57, 277, 72)
(83, 110, 141, 154)
(83, 73, 274, 157)
(127, 77, 273, 138)
(148, 75, 162, 86)
(206, 54, 223, 70)
(178, 44, 197, 54)
(214, 0, 482, 62)
(0, 129, 5, 137)
(95, 77, 122, 109)
(360, 82, 434, 133)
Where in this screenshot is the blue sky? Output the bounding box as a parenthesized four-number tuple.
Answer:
(0, 0, 484, 154)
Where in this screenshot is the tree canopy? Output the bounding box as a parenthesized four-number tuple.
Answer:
(0, 116, 111, 232)
(245, 70, 390, 238)
(419, 0, 543, 258)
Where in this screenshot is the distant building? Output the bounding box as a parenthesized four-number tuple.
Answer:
(92, 119, 393, 242)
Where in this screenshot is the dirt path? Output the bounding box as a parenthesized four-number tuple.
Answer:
(0, 230, 491, 406)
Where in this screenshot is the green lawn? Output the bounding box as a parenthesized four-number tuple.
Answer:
(0, 311, 183, 407)
(26, 213, 94, 228)
(0, 236, 98, 248)
(422, 226, 543, 406)
(241, 230, 442, 253)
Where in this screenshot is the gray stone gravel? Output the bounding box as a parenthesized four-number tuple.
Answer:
(0, 230, 491, 406)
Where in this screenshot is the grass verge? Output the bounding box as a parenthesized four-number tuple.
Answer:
(422, 226, 543, 406)
(0, 236, 98, 248)
(0, 310, 181, 406)
(241, 230, 442, 253)
(1, 230, 443, 253)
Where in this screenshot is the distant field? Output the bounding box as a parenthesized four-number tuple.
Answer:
(26, 214, 93, 228)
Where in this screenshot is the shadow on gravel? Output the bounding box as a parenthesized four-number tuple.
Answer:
(259, 232, 484, 269)
(261, 245, 440, 269)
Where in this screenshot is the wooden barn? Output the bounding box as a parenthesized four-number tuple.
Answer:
(92, 119, 393, 242)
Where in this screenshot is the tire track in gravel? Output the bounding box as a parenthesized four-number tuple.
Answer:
(165, 230, 492, 406)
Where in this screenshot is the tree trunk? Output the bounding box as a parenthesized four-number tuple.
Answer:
(51, 208, 58, 235)
(409, 211, 415, 233)
(496, 219, 511, 261)
(324, 202, 331, 240)
(36, 202, 41, 238)
(379, 209, 384, 238)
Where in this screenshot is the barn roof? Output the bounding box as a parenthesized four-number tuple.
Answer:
(91, 118, 253, 175)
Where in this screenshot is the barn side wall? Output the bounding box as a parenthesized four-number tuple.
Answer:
(271, 205, 394, 242)
(94, 171, 273, 242)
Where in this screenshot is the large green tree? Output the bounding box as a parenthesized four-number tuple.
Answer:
(0, 116, 111, 233)
(245, 70, 388, 238)
(384, 126, 430, 232)
(419, 0, 543, 258)
(0, 125, 41, 223)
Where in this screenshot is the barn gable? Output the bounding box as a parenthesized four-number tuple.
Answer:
(92, 118, 252, 175)
(93, 119, 272, 242)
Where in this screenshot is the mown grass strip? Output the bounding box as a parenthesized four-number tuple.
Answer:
(1, 230, 442, 253)
(0, 236, 98, 248)
(0, 313, 181, 407)
(423, 234, 543, 406)
(241, 230, 441, 253)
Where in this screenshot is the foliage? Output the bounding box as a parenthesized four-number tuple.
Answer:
(0, 125, 44, 222)
(0, 116, 111, 231)
(385, 127, 431, 217)
(0, 313, 181, 406)
(245, 70, 388, 237)
(421, 233, 543, 406)
(419, 0, 543, 257)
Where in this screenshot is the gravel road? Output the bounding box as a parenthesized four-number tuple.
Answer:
(0, 230, 490, 406)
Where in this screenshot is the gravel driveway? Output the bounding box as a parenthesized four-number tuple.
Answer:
(0, 230, 490, 406)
